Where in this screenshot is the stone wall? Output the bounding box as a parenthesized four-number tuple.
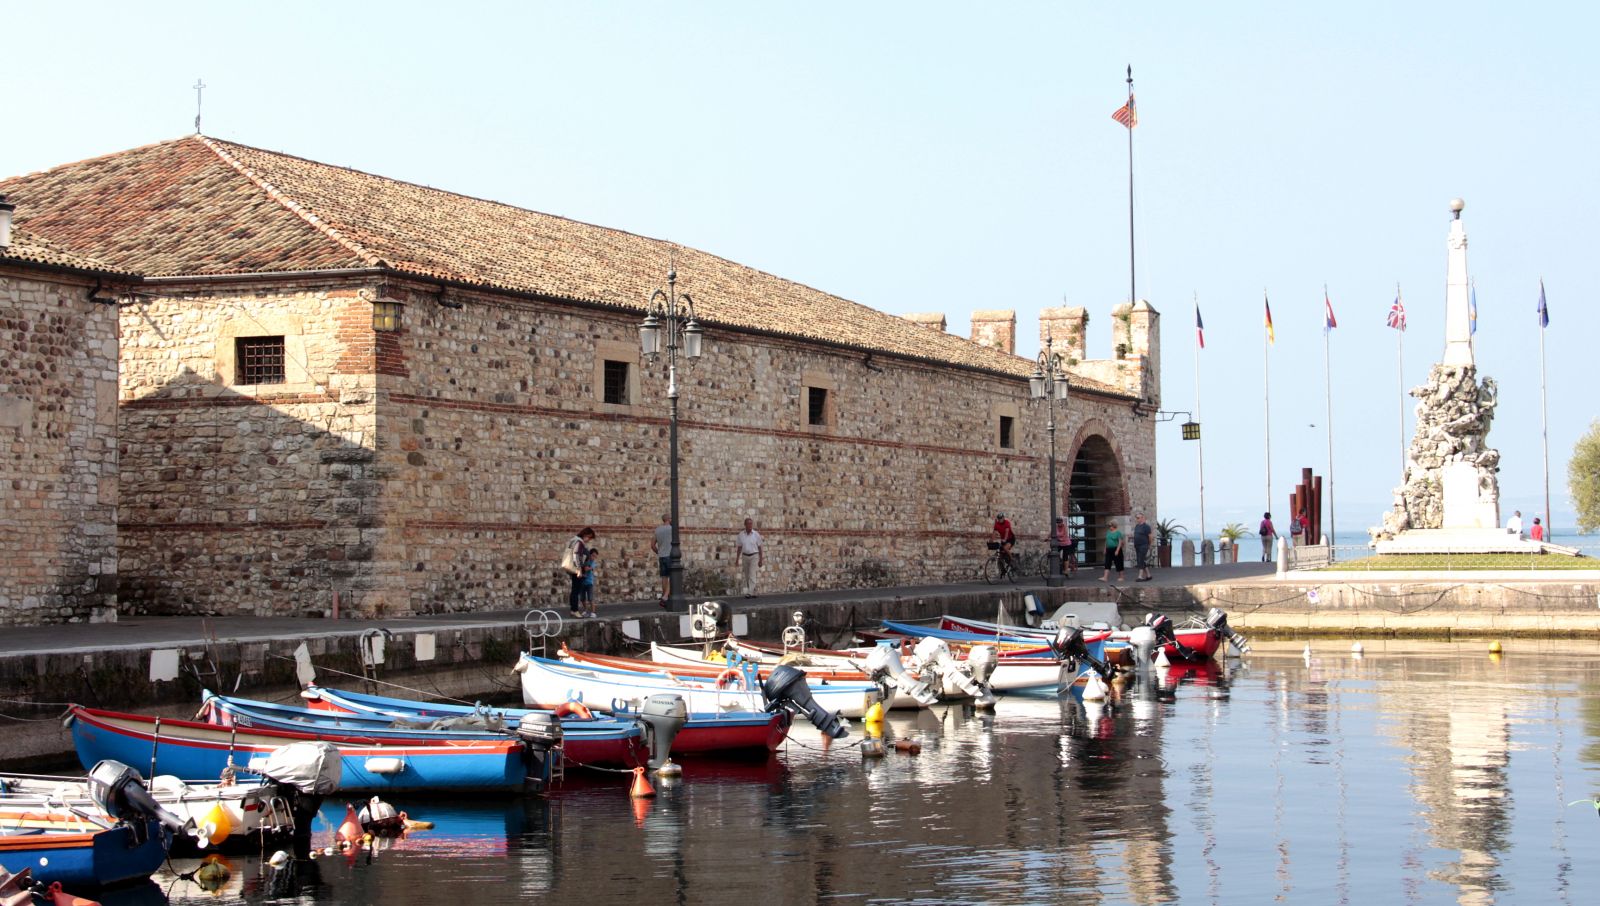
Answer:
(112, 275, 1157, 618)
(117, 281, 380, 616)
(0, 265, 120, 624)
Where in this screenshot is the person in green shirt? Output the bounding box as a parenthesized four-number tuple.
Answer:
(1100, 521, 1126, 582)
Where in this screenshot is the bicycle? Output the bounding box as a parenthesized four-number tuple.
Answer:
(981, 541, 1018, 585)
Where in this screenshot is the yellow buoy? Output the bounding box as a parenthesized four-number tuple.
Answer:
(1489, 641, 1503, 654)
(863, 701, 885, 723)
(201, 802, 232, 847)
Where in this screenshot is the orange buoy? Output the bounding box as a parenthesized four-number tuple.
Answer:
(893, 739, 922, 756)
(337, 803, 363, 845)
(554, 701, 593, 720)
(629, 766, 655, 798)
(714, 668, 743, 691)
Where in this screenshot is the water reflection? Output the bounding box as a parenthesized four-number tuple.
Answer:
(135, 640, 1600, 905)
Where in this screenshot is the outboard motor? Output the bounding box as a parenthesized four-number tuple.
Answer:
(761, 664, 849, 738)
(639, 694, 688, 770)
(255, 741, 342, 858)
(912, 637, 997, 709)
(1206, 607, 1252, 655)
(693, 601, 726, 656)
(1049, 626, 1115, 691)
(514, 712, 563, 791)
(862, 642, 939, 707)
(1128, 623, 1157, 672)
(1144, 612, 1195, 661)
(966, 644, 1000, 688)
(87, 760, 192, 836)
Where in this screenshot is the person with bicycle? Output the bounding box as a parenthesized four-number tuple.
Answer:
(992, 513, 1017, 574)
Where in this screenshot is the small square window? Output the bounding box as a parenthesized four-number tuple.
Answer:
(236, 336, 286, 385)
(807, 387, 829, 426)
(373, 301, 403, 332)
(603, 360, 632, 405)
(999, 415, 1015, 449)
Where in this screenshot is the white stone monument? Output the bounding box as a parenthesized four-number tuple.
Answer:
(1374, 199, 1543, 554)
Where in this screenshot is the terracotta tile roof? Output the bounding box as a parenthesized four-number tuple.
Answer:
(0, 227, 134, 277)
(0, 135, 1129, 395)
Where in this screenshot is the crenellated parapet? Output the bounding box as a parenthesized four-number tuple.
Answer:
(1049, 300, 1160, 407)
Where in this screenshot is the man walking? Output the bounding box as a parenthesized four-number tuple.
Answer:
(651, 514, 673, 609)
(734, 517, 764, 598)
(1132, 512, 1154, 582)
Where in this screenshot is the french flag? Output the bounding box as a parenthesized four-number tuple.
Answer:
(1195, 304, 1205, 349)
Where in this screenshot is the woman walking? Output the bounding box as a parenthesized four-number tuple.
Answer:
(1100, 521, 1126, 583)
(564, 526, 596, 617)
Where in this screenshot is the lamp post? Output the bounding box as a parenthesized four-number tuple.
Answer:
(1029, 332, 1070, 587)
(640, 266, 703, 612)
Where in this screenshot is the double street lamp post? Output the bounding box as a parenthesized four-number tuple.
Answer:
(1029, 333, 1070, 587)
(640, 267, 703, 612)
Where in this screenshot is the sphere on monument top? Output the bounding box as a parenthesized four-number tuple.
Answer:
(1449, 198, 1465, 213)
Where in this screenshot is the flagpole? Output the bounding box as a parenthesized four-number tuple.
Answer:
(1397, 284, 1405, 480)
(1324, 285, 1335, 548)
(1264, 290, 1272, 516)
(1195, 292, 1207, 548)
(1125, 65, 1135, 309)
(1540, 279, 1551, 540)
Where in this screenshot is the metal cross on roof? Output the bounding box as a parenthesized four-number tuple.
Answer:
(193, 78, 206, 134)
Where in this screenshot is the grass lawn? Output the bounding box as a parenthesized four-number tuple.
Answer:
(1325, 553, 1595, 571)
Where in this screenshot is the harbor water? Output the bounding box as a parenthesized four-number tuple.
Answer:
(98, 639, 1600, 905)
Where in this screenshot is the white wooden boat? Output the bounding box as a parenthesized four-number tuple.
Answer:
(515, 653, 877, 719)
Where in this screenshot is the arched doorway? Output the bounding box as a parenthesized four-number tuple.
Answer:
(1067, 433, 1127, 567)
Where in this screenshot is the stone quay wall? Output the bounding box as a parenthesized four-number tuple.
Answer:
(110, 274, 1155, 619)
(0, 265, 121, 624)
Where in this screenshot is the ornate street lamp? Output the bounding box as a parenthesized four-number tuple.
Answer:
(640, 265, 704, 612)
(1029, 332, 1070, 586)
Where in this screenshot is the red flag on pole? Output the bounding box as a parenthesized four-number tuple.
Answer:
(1112, 95, 1138, 129)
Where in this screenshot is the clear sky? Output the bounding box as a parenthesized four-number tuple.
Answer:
(4, 1, 1594, 540)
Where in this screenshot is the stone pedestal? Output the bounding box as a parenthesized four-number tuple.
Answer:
(1440, 461, 1499, 529)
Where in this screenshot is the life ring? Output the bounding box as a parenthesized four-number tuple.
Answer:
(715, 668, 746, 691)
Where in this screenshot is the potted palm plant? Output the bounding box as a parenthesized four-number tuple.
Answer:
(1219, 522, 1252, 563)
(1155, 518, 1185, 568)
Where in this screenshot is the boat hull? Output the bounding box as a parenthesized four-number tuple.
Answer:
(517, 653, 876, 719)
(199, 693, 648, 768)
(68, 706, 528, 793)
(302, 685, 790, 756)
(0, 818, 169, 889)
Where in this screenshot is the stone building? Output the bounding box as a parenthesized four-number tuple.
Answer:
(0, 195, 134, 624)
(0, 136, 1159, 620)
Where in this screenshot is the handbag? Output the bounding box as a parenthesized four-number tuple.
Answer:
(560, 543, 580, 576)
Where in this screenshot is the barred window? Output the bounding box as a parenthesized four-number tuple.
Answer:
(807, 387, 829, 426)
(236, 336, 286, 385)
(603, 360, 632, 405)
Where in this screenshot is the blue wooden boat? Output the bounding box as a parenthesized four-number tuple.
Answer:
(879, 619, 1060, 646)
(67, 705, 531, 793)
(197, 692, 651, 767)
(0, 817, 169, 890)
(301, 685, 792, 756)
